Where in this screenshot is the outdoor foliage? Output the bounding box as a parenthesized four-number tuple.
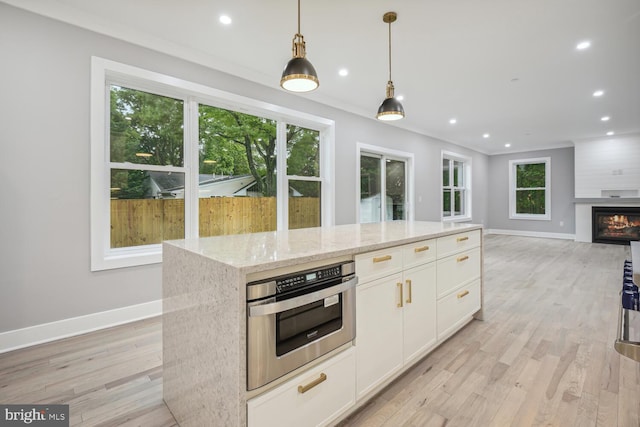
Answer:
(515, 163, 546, 214)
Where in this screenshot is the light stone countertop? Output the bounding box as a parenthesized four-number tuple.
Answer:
(164, 220, 482, 274)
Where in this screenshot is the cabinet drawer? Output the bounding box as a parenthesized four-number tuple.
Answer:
(437, 280, 481, 341)
(247, 348, 356, 427)
(436, 230, 481, 258)
(402, 239, 436, 269)
(355, 246, 403, 283)
(436, 247, 481, 298)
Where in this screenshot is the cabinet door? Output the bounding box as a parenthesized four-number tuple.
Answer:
(247, 348, 356, 427)
(355, 274, 404, 400)
(402, 262, 437, 364)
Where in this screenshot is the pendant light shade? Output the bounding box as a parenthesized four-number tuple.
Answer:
(376, 12, 404, 121)
(281, 0, 319, 92)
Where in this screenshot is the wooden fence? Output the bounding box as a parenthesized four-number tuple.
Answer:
(110, 197, 320, 248)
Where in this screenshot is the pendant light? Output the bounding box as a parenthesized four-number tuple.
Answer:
(280, 0, 319, 92)
(376, 12, 405, 121)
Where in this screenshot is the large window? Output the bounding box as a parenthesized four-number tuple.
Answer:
(442, 152, 471, 221)
(91, 58, 334, 271)
(357, 144, 413, 224)
(509, 157, 551, 220)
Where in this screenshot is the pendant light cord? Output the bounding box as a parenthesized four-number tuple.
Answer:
(388, 20, 392, 82)
(297, 0, 301, 35)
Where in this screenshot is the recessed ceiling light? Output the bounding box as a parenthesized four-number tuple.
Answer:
(606, 131, 615, 136)
(593, 90, 604, 97)
(483, 133, 490, 139)
(396, 95, 404, 101)
(505, 143, 511, 148)
(449, 118, 457, 124)
(601, 116, 610, 121)
(576, 40, 591, 50)
(219, 15, 232, 25)
(338, 68, 349, 77)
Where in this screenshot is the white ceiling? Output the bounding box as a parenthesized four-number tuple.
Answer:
(7, 0, 640, 154)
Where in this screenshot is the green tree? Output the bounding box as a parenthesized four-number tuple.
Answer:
(199, 106, 277, 196)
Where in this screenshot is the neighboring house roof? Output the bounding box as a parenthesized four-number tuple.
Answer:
(148, 172, 257, 198)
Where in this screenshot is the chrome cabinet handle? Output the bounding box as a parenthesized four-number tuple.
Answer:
(397, 283, 403, 308)
(457, 236, 469, 242)
(457, 290, 470, 299)
(373, 255, 392, 263)
(414, 246, 429, 253)
(457, 255, 469, 262)
(406, 279, 412, 304)
(298, 373, 327, 394)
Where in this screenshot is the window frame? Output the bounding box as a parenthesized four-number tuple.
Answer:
(441, 151, 472, 222)
(508, 157, 551, 221)
(355, 143, 414, 224)
(91, 57, 335, 271)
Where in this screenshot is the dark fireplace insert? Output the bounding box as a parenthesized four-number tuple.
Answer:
(592, 206, 640, 245)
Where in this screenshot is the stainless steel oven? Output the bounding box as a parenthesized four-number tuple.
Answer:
(246, 261, 357, 391)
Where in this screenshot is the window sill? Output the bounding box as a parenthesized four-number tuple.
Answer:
(91, 245, 162, 271)
(509, 214, 551, 221)
(442, 215, 472, 223)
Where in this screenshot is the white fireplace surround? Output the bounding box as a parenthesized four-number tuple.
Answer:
(575, 202, 640, 243)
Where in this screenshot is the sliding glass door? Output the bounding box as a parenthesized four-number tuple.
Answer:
(360, 152, 406, 223)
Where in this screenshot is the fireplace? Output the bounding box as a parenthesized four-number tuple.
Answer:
(592, 206, 640, 245)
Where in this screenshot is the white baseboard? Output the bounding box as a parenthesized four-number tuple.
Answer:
(0, 300, 162, 354)
(485, 229, 576, 241)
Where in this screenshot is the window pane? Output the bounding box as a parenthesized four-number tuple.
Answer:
(454, 161, 463, 187)
(454, 190, 464, 216)
(516, 163, 545, 188)
(443, 190, 451, 217)
(287, 125, 320, 177)
(386, 159, 406, 220)
(360, 155, 381, 223)
(442, 158, 450, 187)
(516, 189, 546, 214)
(289, 181, 321, 230)
(110, 86, 184, 166)
(198, 104, 277, 236)
(110, 169, 185, 248)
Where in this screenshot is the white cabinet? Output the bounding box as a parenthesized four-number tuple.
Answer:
(247, 348, 356, 427)
(402, 262, 437, 364)
(435, 232, 482, 341)
(355, 274, 404, 399)
(355, 241, 438, 400)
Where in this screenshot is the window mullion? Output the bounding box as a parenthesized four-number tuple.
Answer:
(276, 121, 287, 231)
(185, 99, 199, 239)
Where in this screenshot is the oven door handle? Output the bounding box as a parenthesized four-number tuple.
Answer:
(248, 276, 358, 317)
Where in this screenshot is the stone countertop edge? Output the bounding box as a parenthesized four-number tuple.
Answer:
(163, 221, 483, 275)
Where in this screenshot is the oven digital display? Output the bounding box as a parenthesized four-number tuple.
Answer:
(306, 272, 317, 281)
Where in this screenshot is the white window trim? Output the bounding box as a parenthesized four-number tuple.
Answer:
(91, 57, 335, 271)
(441, 151, 472, 222)
(509, 157, 551, 221)
(355, 142, 415, 223)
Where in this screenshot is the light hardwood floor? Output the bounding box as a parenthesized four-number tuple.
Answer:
(1, 235, 638, 426)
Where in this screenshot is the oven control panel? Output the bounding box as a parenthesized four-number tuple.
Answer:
(276, 264, 344, 293)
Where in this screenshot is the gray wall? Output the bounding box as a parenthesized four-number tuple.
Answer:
(0, 4, 488, 333)
(487, 147, 575, 234)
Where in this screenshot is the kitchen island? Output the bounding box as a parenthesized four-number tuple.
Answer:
(163, 221, 483, 427)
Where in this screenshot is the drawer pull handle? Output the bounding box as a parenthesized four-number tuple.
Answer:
(373, 255, 392, 263)
(457, 236, 469, 242)
(414, 246, 430, 253)
(298, 373, 327, 394)
(406, 279, 412, 304)
(457, 290, 470, 299)
(457, 255, 469, 262)
(397, 283, 404, 308)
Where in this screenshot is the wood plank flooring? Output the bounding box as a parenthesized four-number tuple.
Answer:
(1, 235, 639, 426)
